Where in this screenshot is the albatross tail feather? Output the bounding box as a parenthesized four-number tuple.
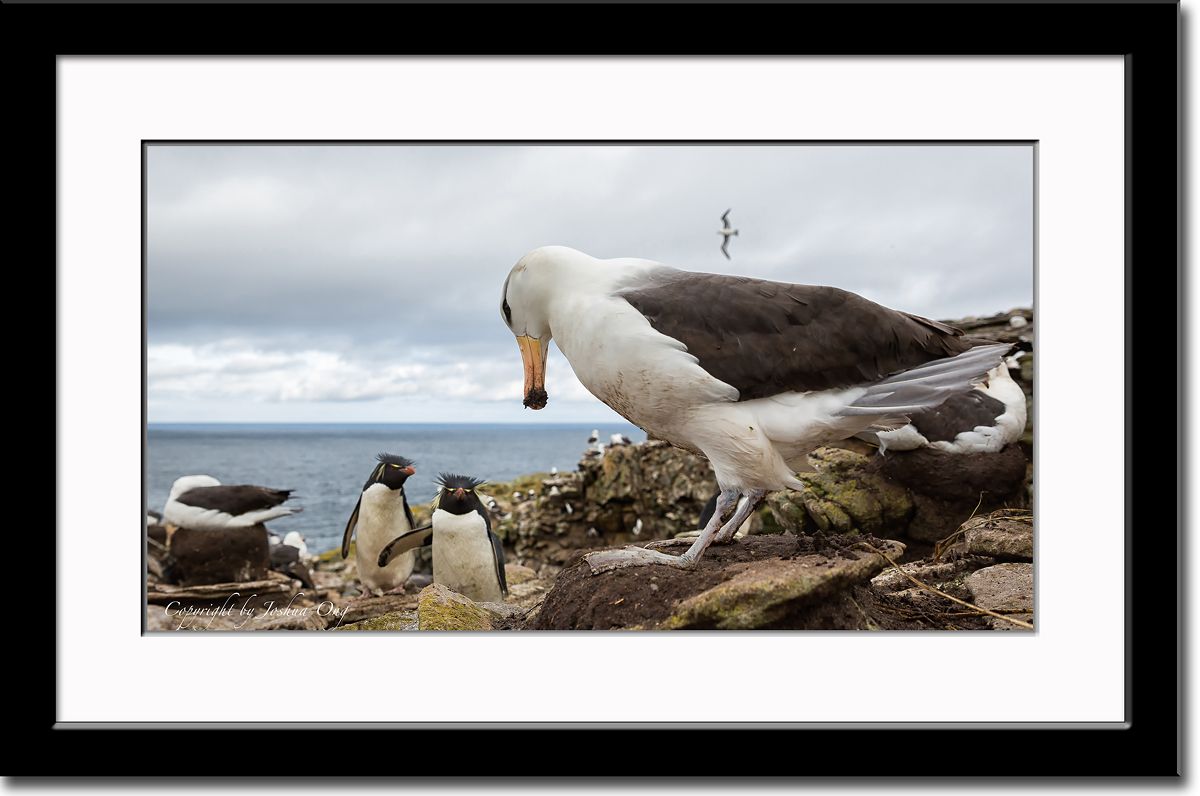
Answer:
(836, 343, 1012, 416)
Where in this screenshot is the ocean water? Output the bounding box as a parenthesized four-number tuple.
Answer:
(147, 423, 644, 556)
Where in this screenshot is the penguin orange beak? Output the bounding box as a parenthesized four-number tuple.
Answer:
(402, 466, 415, 475)
(516, 335, 548, 410)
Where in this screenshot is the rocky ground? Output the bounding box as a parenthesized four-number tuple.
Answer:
(146, 308, 1034, 632)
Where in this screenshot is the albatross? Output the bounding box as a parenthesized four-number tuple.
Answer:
(500, 245, 1012, 574)
(163, 475, 302, 531)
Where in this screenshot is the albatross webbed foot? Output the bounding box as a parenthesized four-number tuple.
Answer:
(642, 538, 694, 550)
(583, 489, 747, 575)
(584, 544, 699, 574)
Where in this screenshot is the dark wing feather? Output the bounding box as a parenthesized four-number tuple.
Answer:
(377, 525, 434, 567)
(341, 497, 361, 559)
(619, 271, 971, 401)
(177, 485, 293, 514)
(489, 529, 508, 596)
(908, 389, 1007, 443)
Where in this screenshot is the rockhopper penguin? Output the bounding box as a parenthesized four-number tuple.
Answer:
(342, 454, 418, 599)
(378, 473, 508, 603)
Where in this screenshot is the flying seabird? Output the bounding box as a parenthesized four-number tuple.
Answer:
(341, 454, 419, 599)
(377, 474, 508, 604)
(163, 475, 302, 531)
(500, 245, 1013, 574)
(867, 359, 1027, 455)
(718, 209, 739, 260)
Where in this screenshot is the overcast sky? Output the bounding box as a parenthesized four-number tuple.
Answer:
(146, 144, 1033, 424)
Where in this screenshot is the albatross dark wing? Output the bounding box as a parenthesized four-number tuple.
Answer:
(903, 388, 1008, 443)
(175, 485, 296, 513)
(619, 271, 973, 400)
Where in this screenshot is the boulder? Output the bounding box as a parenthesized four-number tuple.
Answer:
(964, 563, 1034, 631)
(962, 511, 1034, 561)
(416, 583, 528, 631)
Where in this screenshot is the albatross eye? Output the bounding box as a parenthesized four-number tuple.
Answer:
(502, 299, 512, 326)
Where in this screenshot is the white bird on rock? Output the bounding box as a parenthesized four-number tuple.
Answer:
(163, 475, 302, 530)
(867, 359, 1027, 455)
(500, 245, 1012, 574)
(282, 531, 309, 558)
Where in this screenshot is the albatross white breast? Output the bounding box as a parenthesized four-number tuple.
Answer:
(500, 245, 1013, 574)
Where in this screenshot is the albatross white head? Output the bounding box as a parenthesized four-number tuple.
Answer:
(502, 249, 565, 409)
(502, 247, 587, 410)
(501, 246, 670, 411)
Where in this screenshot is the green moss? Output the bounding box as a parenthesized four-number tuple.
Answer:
(417, 586, 498, 630)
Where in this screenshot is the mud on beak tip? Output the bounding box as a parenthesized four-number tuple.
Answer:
(517, 335, 548, 410)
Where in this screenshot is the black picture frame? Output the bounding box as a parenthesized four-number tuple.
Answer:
(39, 0, 1178, 782)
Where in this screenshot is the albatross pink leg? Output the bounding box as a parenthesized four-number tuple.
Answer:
(584, 489, 766, 574)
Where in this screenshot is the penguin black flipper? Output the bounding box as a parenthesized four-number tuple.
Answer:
(341, 496, 362, 559)
(489, 528, 508, 596)
(378, 524, 434, 567)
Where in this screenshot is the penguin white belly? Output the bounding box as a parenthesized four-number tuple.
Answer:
(431, 509, 502, 603)
(356, 484, 415, 593)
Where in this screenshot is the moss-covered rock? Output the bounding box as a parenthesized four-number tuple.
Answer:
(417, 583, 504, 630)
(660, 540, 904, 629)
(765, 448, 914, 538)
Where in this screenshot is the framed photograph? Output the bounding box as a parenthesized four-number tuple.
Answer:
(47, 1, 1177, 782)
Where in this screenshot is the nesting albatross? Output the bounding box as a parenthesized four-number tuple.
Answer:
(500, 245, 1013, 574)
(163, 475, 302, 531)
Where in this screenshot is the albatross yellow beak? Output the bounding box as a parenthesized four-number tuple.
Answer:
(516, 335, 548, 410)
